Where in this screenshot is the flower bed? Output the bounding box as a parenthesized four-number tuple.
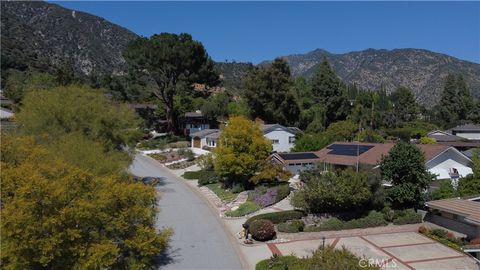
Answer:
(166, 160, 196, 169)
(418, 226, 467, 251)
(249, 184, 290, 207)
(304, 211, 388, 232)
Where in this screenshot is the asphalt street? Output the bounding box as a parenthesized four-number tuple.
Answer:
(129, 154, 243, 270)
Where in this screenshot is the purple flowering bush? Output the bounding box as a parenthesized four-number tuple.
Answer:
(250, 185, 290, 208)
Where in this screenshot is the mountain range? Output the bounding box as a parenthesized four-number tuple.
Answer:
(2, 1, 479, 105)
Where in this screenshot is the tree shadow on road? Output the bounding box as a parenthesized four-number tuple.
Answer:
(154, 247, 181, 269)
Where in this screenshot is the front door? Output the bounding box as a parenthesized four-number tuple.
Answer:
(193, 137, 201, 148)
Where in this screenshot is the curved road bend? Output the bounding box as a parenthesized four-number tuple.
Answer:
(129, 154, 243, 270)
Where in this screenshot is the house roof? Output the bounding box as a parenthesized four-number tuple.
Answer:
(462, 148, 476, 158)
(0, 108, 14, 119)
(426, 198, 480, 225)
(185, 111, 204, 118)
(261, 124, 301, 135)
(447, 124, 480, 132)
(205, 131, 221, 139)
(427, 130, 464, 142)
(190, 129, 219, 138)
(273, 142, 450, 166)
(272, 152, 320, 165)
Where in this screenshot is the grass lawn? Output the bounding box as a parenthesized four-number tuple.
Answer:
(205, 183, 237, 201)
(225, 201, 261, 217)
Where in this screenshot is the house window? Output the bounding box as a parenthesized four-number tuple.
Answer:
(271, 139, 279, 144)
(289, 136, 296, 144)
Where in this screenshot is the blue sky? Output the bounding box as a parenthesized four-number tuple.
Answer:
(53, 1, 480, 64)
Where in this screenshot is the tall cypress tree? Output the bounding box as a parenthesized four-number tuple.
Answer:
(456, 75, 474, 120)
(310, 59, 349, 126)
(439, 74, 459, 125)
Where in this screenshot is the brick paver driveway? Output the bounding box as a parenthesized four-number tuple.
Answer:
(268, 231, 478, 270)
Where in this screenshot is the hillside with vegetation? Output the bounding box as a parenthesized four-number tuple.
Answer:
(1, 1, 138, 80)
(266, 48, 480, 105)
(2, 1, 480, 107)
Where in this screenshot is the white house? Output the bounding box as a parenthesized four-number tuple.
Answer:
(261, 124, 301, 152)
(426, 146, 473, 181)
(190, 129, 220, 149)
(190, 123, 300, 152)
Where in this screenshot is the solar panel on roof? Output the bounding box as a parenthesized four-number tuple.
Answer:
(327, 144, 374, 156)
(278, 153, 318, 160)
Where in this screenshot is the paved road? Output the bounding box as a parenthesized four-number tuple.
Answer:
(129, 154, 243, 270)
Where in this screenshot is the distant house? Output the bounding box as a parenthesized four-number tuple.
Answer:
(425, 196, 480, 239)
(427, 129, 480, 152)
(189, 123, 300, 152)
(272, 142, 473, 179)
(427, 130, 464, 142)
(0, 107, 14, 120)
(447, 124, 480, 141)
(0, 107, 16, 131)
(190, 129, 220, 149)
(261, 124, 301, 152)
(183, 111, 215, 136)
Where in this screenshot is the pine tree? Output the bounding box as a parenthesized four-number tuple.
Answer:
(244, 58, 300, 126)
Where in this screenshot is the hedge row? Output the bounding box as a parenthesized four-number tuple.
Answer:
(246, 210, 306, 226)
(182, 170, 203, 179)
(304, 211, 388, 232)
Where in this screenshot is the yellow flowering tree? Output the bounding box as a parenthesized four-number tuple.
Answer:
(214, 116, 272, 187)
(0, 136, 171, 269)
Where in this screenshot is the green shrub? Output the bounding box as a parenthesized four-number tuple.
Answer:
(177, 148, 195, 161)
(148, 153, 167, 161)
(205, 183, 237, 201)
(304, 218, 344, 232)
(277, 220, 305, 233)
(343, 211, 387, 229)
(292, 168, 373, 213)
(166, 141, 190, 148)
(225, 202, 261, 217)
(304, 211, 387, 232)
(249, 219, 275, 241)
(246, 210, 306, 226)
(432, 228, 448, 238)
(381, 206, 395, 222)
(182, 170, 203, 179)
(231, 183, 245, 193)
(392, 209, 422, 225)
(275, 184, 291, 202)
(255, 255, 298, 270)
(256, 247, 381, 270)
(198, 170, 220, 186)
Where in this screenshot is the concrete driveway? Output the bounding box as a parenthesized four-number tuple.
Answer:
(269, 231, 478, 270)
(129, 154, 243, 270)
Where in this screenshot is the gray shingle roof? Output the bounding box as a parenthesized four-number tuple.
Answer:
(261, 123, 301, 135)
(190, 129, 219, 138)
(447, 124, 480, 132)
